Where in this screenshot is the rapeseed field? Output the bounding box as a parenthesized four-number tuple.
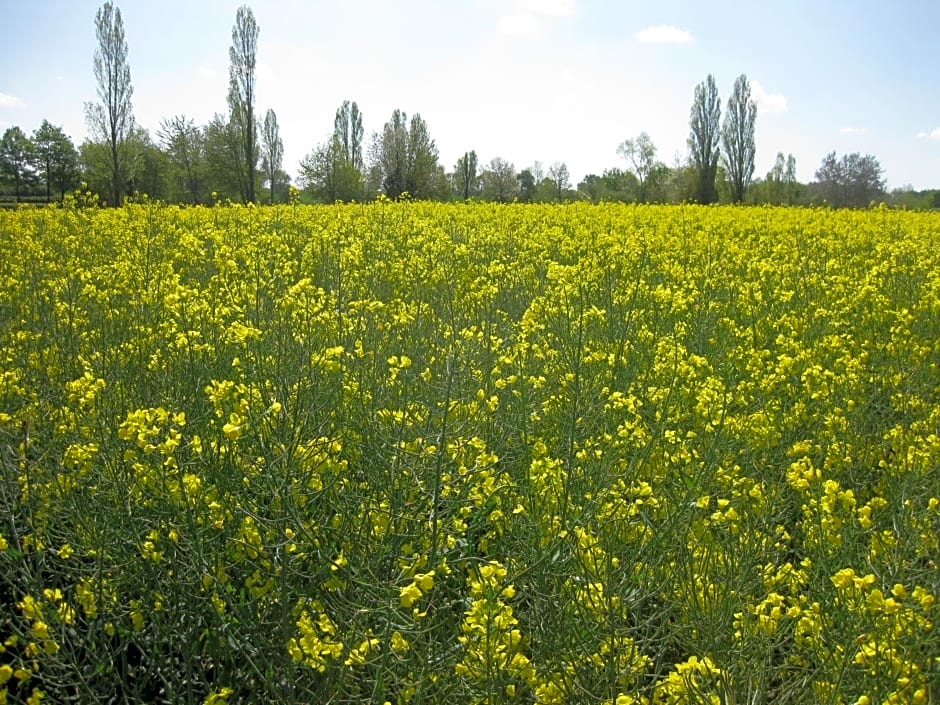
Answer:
(0, 199, 937, 704)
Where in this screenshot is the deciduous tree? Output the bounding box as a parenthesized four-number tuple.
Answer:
(260, 108, 284, 203)
(86, 1, 134, 205)
(548, 162, 570, 202)
(334, 100, 364, 171)
(722, 74, 757, 203)
(517, 170, 538, 202)
(785, 154, 798, 204)
(158, 115, 205, 203)
(406, 114, 440, 199)
(617, 132, 658, 202)
(371, 110, 441, 200)
(0, 126, 36, 200)
(204, 113, 247, 201)
(454, 150, 479, 200)
(813, 152, 885, 208)
(298, 136, 363, 203)
(688, 74, 721, 204)
(480, 157, 518, 202)
(32, 121, 80, 202)
(228, 5, 259, 202)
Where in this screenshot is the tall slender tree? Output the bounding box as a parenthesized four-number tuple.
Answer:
(785, 154, 798, 204)
(722, 74, 757, 203)
(376, 109, 409, 199)
(454, 150, 479, 200)
(86, 1, 134, 206)
(406, 113, 439, 199)
(370, 110, 440, 200)
(688, 74, 721, 204)
(260, 108, 284, 203)
(228, 5, 259, 202)
(334, 100, 364, 171)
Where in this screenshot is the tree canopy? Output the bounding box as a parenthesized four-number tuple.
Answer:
(4, 7, 931, 209)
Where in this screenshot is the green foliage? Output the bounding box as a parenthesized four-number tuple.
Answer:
(86, 1, 134, 206)
(722, 74, 757, 203)
(516, 169, 537, 202)
(158, 115, 207, 204)
(454, 150, 480, 200)
(688, 74, 721, 204)
(617, 132, 659, 203)
(260, 109, 284, 204)
(0, 126, 37, 200)
(577, 168, 638, 203)
(334, 100, 364, 172)
(547, 162, 571, 202)
(204, 113, 252, 203)
(372, 110, 442, 200)
(298, 136, 364, 203)
(228, 5, 259, 203)
(813, 152, 886, 208)
(81, 126, 169, 203)
(0, 202, 937, 704)
(480, 157, 518, 202)
(32, 121, 81, 202)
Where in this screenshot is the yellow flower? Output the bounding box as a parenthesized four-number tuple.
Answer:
(390, 630, 410, 653)
(203, 687, 233, 705)
(415, 571, 435, 592)
(30, 621, 50, 640)
(830, 568, 855, 590)
(399, 582, 422, 608)
(222, 421, 242, 440)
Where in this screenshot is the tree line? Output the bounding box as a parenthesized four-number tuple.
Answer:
(2, 2, 937, 210)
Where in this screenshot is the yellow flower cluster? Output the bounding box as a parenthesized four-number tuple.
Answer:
(0, 201, 936, 703)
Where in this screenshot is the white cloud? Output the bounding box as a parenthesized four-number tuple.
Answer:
(196, 65, 217, 80)
(0, 92, 25, 109)
(840, 126, 869, 135)
(916, 127, 940, 140)
(751, 80, 786, 114)
(634, 25, 694, 44)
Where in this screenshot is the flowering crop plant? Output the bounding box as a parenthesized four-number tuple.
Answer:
(0, 198, 937, 704)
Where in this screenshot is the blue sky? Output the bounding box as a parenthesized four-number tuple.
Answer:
(1, 0, 938, 190)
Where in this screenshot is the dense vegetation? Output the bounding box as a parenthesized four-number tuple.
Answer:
(2, 3, 936, 210)
(1, 200, 937, 703)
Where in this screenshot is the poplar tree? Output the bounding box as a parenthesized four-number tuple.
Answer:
(86, 2, 134, 205)
(228, 5, 259, 202)
(688, 74, 721, 204)
(722, 74, 757, 203)
(334, 100, 364, 171)
(260, 108, 283, 203)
